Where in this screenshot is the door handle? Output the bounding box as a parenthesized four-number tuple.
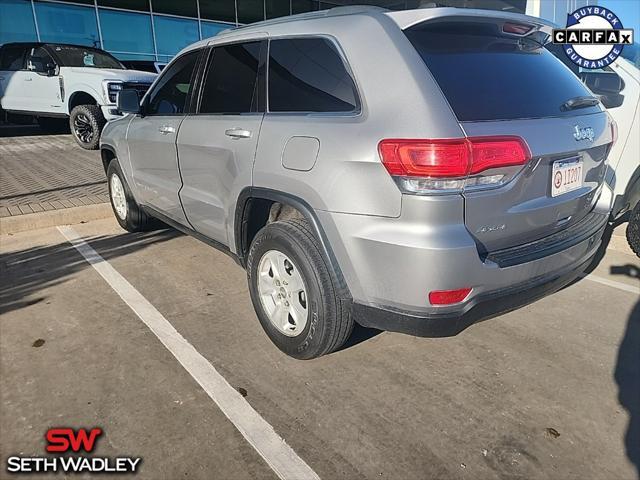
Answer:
(24, 78, 33, 82)
(158, 125, 176, 135)
(225, 128, 252, 139)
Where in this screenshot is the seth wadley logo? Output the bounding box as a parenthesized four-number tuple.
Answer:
(553, 6, 634, 69)
(6, 428, 142, 474)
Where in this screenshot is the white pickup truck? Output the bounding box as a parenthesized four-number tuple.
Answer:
(0, 42, 156, 149)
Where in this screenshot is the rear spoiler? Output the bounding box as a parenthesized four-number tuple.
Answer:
(385, 7, 554, 37)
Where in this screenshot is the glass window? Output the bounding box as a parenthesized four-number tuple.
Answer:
(237, 0, 264, 24)
(152, 0, 197, 17)
(154, 16, 199, 57)
(49, 44, 124, 68)
(98, 0, 149, 12)
(146, 50, 199, 115)
(0, 45, 28, 71)
(113, 52, 156, 61)
(201, 21, 229, 39)
(292, 0, 316, 14)
(199, 42, 262, 114)
(266, 0, 289, 19)
(199, 0, 235, 23)
(268, 38, 358, 113)
(35, 2, 100, 47)
(25, 46, 54, 73)
(404, 22, 600, 121)
(0, 0, 37, 44)
(99, 9, 155, 59)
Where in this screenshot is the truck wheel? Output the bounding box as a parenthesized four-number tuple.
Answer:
(70, 105, 105, 150)
(247, 218, 353, 359)
(626, 201, 640, 257)
(106, 159, 158, 232)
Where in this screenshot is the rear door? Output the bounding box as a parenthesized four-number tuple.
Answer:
(0, 44, 29, 111)
(127, 49, 200, 223)
(178, 40, 265, 245)
(405, 20, 613, 252)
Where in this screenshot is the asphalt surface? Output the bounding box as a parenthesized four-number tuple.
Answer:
(1, 217, 639, 479)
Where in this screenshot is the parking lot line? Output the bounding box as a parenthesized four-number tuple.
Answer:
(581, 273, 640, 294)
(57, 225, 320, 480)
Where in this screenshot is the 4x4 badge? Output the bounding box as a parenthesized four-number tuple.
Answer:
(573, 125, 595, 142)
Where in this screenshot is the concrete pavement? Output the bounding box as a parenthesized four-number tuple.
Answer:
(1, 217, 638, 479)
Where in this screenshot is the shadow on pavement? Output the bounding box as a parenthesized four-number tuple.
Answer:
(337, 323, 382, 352)
(0, 123, 70, 138)
(0, 228, 180, 316)
(611, 264, 640, 478)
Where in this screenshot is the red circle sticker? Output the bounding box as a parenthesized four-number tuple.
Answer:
(554, 171, 563, 189)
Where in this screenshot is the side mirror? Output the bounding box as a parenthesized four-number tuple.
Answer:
(581, 71, 625, 108)
(117, 89, 141, 115)
(45, 62, 57, 76)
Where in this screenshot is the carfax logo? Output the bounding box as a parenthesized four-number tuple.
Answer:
(552, 6, 634, 69)
(6, 427, 142, 474)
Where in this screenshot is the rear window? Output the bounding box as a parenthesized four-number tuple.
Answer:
(0, 45, 26, 71)
(405, 22, 601, 121)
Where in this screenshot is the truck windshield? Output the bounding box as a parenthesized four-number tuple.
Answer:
(49, 45, 124, 69)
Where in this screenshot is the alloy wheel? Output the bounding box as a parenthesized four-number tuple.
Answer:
(257, 250, 309, 337)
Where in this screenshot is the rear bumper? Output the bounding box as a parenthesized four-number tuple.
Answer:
(317, 188, 610, 336)
(352, 250, 596, 337)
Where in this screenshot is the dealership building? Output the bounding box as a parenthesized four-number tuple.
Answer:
(0, 0, 595, 63)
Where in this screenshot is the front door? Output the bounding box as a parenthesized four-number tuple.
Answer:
(178, 41, 265, 245)
(25, 46, 63, 114)
(127, 49, 200, 224)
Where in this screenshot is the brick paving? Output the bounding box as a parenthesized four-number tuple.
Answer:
(0, 127, 108, 217)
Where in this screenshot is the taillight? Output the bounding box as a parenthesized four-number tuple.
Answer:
(378, 136, 530, 194)
(378, 139, 470, 177)
(429, 288, 472, 305)
(503, 22, 534, 35)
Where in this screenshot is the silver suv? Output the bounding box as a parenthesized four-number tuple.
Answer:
(101, 6, 614, 359)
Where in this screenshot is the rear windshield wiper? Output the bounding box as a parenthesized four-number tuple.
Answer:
(561, 96, 600, 111)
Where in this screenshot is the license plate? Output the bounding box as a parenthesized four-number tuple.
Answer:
(551, 159, 583, 197)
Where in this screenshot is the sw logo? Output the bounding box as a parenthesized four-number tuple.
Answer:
(46, 427, 102, 452)
(5, 427, 141, 474)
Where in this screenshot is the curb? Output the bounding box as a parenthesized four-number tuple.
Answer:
(0, 203, 112, 235)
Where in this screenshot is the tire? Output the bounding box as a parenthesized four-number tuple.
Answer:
(106, 159, 158, 232)
(37, 117, 69, 133)
(69, 104, 105, 150)
(626, 200, 640, 257)
(247, 218, 353, 359)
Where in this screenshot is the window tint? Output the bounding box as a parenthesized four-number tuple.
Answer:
(26, 46, 54, 73)
(0, 1, 37, 45)
(153, 16, 199, 58)
(268, 38, 358, 113)
(50, 45, 123, 68)
(146, 50, 199, 115)
(199, 42, 262, 114)
(34, 2, 100, 47)
(405, 23, 600, 121)
(0, 45, 26, 71)
(99, 9, 154, 60)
